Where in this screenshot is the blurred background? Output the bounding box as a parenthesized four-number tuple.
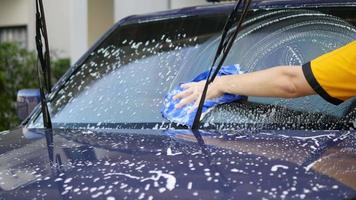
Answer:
(0, 0, 212, 131)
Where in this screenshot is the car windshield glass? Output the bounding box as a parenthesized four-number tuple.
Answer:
(29, 8, 356, 130)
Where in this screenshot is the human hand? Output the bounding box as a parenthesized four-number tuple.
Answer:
(173, 78, 224, 110)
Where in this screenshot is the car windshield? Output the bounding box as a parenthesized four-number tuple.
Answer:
(28, 7, 356, 130)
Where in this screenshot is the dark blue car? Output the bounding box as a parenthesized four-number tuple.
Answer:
(1, 1, 356, 199)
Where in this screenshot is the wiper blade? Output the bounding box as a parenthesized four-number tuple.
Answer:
(192, 0, 251, 130)
(35, 0, 52, 129)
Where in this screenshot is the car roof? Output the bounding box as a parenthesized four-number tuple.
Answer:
(117, 0, 356, 26)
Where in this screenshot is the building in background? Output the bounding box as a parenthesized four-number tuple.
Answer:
(0, 0, 211, 64)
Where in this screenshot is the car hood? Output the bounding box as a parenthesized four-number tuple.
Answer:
(0, 128, 355, 199)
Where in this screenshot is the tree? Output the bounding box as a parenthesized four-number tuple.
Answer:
(0, 42, 69, 131)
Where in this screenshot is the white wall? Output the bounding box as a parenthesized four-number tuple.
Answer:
(88, 0, 114, 47)
(44, 0, 71, 58)
(170, 0, 209, 9)
(0, 0, 212, 64)
(114, 0, 169, 22)
(0, 0, 28, 26)
(69, 0, 88, 64)
(0, 0, 71, 59)
(27, 1, 36, 51)
(27, 0, 71, 59)
(26, 0, 94, 63)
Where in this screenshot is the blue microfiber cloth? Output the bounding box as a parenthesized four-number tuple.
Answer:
(161, 64, 247, 127)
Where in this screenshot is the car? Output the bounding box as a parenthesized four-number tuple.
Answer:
(1, 0, 356, 199)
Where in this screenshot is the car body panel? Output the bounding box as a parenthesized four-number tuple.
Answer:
(0, 128, 355, 199)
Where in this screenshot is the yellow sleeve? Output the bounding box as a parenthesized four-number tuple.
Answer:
(302, 41, 356, 105)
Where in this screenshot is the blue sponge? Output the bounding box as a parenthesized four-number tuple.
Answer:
(161, 64, 247, 127)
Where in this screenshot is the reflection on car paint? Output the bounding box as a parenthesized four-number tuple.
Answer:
(0, 128, 355, 199)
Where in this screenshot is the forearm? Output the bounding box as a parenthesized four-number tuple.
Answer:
(215, 66, 315, 98)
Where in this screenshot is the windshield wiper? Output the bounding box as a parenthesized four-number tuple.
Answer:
(192, 0, 251, 130)
(35, 0, 52, 129)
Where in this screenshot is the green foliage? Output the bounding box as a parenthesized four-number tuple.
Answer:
(0, 42, 70, 131)
(52, 58, 70, 82)
(0, 43, 37, 131)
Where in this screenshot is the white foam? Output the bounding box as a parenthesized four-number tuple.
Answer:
(141, 170, 177, 191)
(271, 165, 289, 172)
(167, 147, 182, 156)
